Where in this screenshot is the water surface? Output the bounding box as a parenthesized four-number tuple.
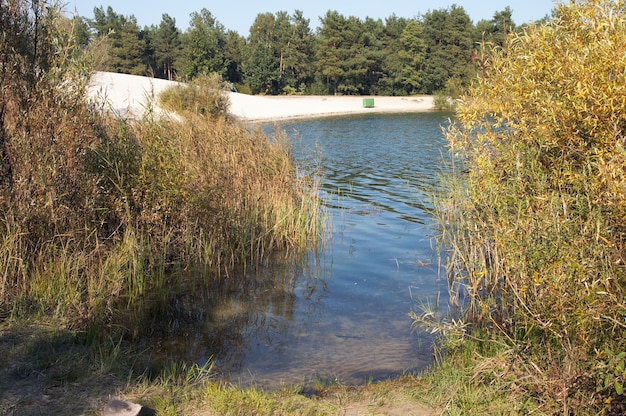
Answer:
(155, 112, 452, 388)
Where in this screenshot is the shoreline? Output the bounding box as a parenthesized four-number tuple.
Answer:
(88, 71, 435, 121)
(228, 93, 435, 122)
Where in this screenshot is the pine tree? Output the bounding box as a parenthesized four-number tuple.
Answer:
(152, 14, 180, 80)
(421, 5, 474, 94)
(177, 9, 227, 80)
(90, 6, 147, 75)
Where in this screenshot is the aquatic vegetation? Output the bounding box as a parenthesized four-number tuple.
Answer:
(0, 0, 321, 336)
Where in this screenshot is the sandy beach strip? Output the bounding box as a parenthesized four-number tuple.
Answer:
(228, 94, 434, 121)
(88, 71, 435, 121)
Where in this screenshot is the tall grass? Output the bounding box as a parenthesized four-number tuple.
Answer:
(426, 1, 626, 413)
(0, 1, 322, 339)
(158, 73, 230, 118)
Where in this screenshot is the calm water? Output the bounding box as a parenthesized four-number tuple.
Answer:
(153, 112, 452, 388)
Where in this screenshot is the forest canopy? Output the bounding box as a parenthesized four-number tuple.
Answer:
(73, 5, 540, 95)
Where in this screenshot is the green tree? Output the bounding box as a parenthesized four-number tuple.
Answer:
(360, 17, 385, 94)
(177, 9, 227, 80)
(316, 11, 351, 94)
(244, 10, 314, 94)
(117, 16, 146, 75)
(421, 5, 474, 93)
(473, 6, 516, 47)
(245, 11, 288, 93)
(223, 30, 246, 85)
(244, 42, 281, 94)
(315, 12, 339, 94)
(91, 5, 120, 37)
(281, 10, 315, 93)
(399, 19, 426, 94)
(374, 15, 409, 95)
(71, 15, 91, 49)
(316, 11, 381, 95)
(90, 6, 147, 75)
(151, 14, 181, 80)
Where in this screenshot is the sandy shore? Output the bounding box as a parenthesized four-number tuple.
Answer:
(228, 94, 435, 121)
(88, 72, 434, 121)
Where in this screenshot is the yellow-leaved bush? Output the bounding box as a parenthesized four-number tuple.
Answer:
(441, 0, 626, 412)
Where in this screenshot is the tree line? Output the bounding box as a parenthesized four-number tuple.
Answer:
(73, 5, 533, 95)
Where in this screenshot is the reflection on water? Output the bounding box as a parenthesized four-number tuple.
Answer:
(146, 252, 324, 376)
(148, 112, 452, 388)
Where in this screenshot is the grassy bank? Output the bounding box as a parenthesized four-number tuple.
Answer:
(1, 316, 441, 414)
(0, 318, 539, 415)
(1, 0, 320, 329)
(0, 2, 325, 413)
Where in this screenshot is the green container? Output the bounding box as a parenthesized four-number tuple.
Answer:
(363, 98, 375, 108)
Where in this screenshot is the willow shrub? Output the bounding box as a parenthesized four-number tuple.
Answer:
(438, 1, 626, 412)
(0, 1, 320, 334)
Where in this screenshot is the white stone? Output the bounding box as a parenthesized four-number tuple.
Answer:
(103, 399, 142, 416)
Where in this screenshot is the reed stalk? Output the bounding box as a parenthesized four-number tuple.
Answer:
(0, 1, 323, 341)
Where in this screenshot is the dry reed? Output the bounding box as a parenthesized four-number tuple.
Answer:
(0, 1, 322, 339)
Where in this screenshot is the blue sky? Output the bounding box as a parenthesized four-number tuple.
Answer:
(68, 0, 556, 35)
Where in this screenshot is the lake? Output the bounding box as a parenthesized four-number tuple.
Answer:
(154, 112, 452, 388)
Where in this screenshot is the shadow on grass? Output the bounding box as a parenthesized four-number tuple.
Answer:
(0, 323, 130, 415)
